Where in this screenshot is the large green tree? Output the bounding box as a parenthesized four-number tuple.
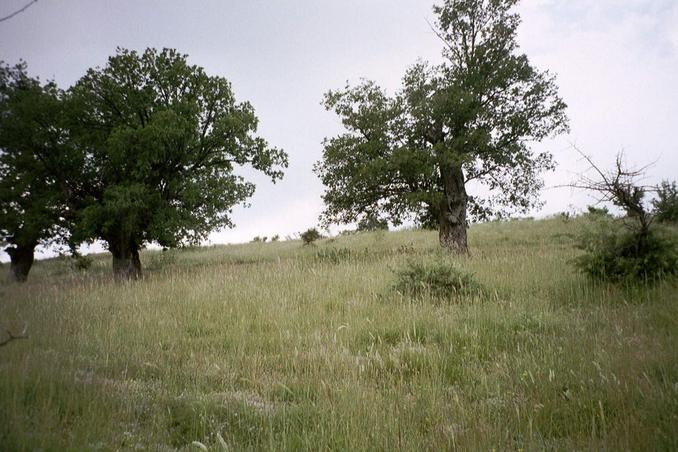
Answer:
(315, 0, 568, 252)
(0, 62, 72, 282)
(69, 48, 287, 279)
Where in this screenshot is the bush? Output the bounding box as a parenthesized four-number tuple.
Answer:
(393, 259, 482, 301)
(567, 152, 677, 283)
(585, 205, 612, 218)
(653, 180, 678, 224)
(300, 228, 322, 246)
(71, 254, 93, 271)
(573, 219, 678, 282)
(357, 215, 388, 232)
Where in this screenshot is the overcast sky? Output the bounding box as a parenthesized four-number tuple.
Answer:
(1, 0, 677, 259)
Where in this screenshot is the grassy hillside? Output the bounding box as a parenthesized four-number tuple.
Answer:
(1, 217, 676, 451)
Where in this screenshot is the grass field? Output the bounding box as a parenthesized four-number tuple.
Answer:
(1, 217, 676, 451)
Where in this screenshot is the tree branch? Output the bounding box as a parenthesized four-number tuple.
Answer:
(425, 18, 459, 60)
(562, 144, 657, 231)
(0, 0, 37, 23)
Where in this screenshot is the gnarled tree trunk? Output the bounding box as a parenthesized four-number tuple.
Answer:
(7, 242, 36, 282)
(438, 165, 468, 254)
(108, 238, 142, 280)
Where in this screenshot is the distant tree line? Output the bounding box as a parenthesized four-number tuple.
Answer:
(1, 48, 288, 281)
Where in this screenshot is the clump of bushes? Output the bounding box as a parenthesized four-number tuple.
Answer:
(56, 251, 93, 272)
(300, 228, 322, 246)
(558, 211, 572, 222)
(570, 152, 677, 282)
(393, 259, 482, 301)
(71, 254, 93, 271)
(585, 205, 612, 218)
(653, 180, 678, 224)
(357, 214, 388, 232)
(574, 218, 677, 282)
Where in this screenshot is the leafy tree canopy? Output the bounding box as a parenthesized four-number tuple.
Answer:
(653, 180, 678, 224)
(315, 0, 568, 252)
(69, 48, 288, 277)
(0, 61, 71, 281)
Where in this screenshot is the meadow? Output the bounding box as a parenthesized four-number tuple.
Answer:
(0, 217, 676, 451)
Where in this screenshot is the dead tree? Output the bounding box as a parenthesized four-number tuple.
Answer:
(568, 147, 656, 237)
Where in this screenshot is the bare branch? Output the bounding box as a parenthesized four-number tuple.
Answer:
(425, 18, 457, 56)
(563, 144, 657, 231)
(0, 0, 38, 23)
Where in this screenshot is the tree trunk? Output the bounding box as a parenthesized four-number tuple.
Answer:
(7, 243, 36, 282)
(109, 239, 142, 281)
(438, 165, 469, 254)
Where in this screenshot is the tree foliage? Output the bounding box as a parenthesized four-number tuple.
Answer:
(357, 213, 389, 232)
(315, 0, 568, 252)
(0, 62, 72, 281)
(300, 228, 322, 246)
(653, 180, 678, 224)
(68, 48, 287, 278)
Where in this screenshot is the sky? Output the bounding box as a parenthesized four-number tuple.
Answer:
(1, 0, 677, 260)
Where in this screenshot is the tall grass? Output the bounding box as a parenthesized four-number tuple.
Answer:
(1, 217, 676, 450)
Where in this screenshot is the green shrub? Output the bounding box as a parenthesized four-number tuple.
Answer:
(357, 214, 388, 232)
(653, 180, 678, 224)
(300, 228, 322, 246)
(393, 259, 482, 301)
(573, 219, 678, 282)
(68, 254, 93, 271)
(585, 205, 612, 218)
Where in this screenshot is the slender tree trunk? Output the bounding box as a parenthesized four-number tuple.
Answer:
(109, 238, 142, 280)
(7, 242, 36, 282)
(438, 165, 469, 254)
